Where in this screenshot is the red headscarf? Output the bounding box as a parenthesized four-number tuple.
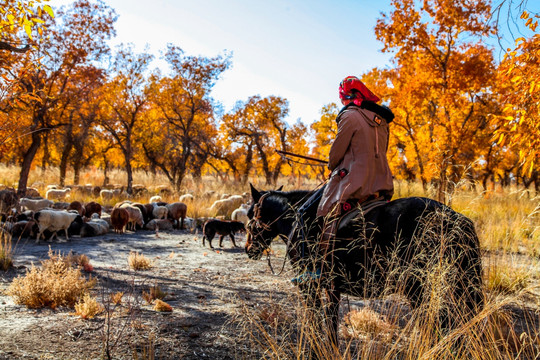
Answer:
(339, 76, 380, 107)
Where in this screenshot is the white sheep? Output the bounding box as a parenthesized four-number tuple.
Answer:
(119, 203, 144, 231)
(227, 195, 244, 209)
(231, 204, 250, 225)
(45, 188, 71, 201)
(149, 195, 162, 203)
(208, 198, 236, 218)
(100, 189, 123, 201)
(152, 204, 168, 220)
(179, 194, 194, 203)
(183, 217, 195, 231)
(145, 218, 174, 231)
(85, 215, 110, 235)
(91, 212, 110, 226)
(19, 197, 54, 212)
(34, 210, 79, 243)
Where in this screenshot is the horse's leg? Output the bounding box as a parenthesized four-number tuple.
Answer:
(324, 286, 341, 352)
(298, 283, 326, 359)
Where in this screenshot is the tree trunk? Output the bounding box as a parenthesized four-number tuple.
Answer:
(125, 160, 133, 195)
(102, 155, 110, 187)
(59, 137, 73, 187)
(241, 145, 253, 185)
(17, 131, 41, 197)
(41, 134, 50, 171)
(72, 145, 84, 185)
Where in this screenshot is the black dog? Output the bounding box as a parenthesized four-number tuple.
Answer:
(202, 219, 245, 249)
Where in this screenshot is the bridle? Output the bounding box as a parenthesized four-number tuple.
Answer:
(246, 191, 290, 275)
(246, 186, 326, 275)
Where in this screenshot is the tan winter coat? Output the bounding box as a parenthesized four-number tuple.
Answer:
(317, 104, 394, 216)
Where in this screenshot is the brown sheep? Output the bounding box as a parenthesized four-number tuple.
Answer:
(92, 186, 101, 198)
(11, 220, 36, 238)
(143, 203, 155, 221)
(166, 202, 187, 229)
(84, 201, 102, 219)
(111, 207, 129, 234)
(23, 187, 41, 198)
(67, 201, 85, 216)
(0, 188, 18, 215)
(131, 203, 149, 224)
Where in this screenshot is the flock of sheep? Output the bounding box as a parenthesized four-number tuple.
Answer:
(0, 184, 252, 245)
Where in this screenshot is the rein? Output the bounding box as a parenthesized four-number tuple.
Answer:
(248, 182, 328, 276)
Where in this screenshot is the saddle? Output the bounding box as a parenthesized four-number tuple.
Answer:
(336, 198, 387, 232)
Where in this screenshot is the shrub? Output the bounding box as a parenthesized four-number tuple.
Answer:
(342, 308, 395, 340)
(128, 251, 153, 271)
(74, 293, 104, 319)
(7, 249, 96, 309)
(153, 299, 172, 312)
(110, 291, 124, 305)
(142, 284, 166, 304)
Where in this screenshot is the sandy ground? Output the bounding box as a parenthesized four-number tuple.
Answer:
(0, 229, 296, 359)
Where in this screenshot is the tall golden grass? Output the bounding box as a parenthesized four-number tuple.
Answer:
(234, 248, 539, 360)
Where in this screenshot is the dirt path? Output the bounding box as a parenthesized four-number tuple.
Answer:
(1, 230, 538, 359)
(0, 229, 294, 359)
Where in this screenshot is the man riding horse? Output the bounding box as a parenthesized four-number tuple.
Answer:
(292, 75, 395, 284)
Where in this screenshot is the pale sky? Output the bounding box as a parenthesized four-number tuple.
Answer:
(50, 0, 394, 125)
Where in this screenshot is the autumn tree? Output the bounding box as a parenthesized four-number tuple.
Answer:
(99, 44, 152, 195)
(221, 95, 290, 185)
(0, 0, 53, 166)
(493, 11, 539, 190)
(281, 120, 313, 185)
(143, 45, 230, 190)
(372, 0, 499, 201)
(6, 0, 116, 196)
(310, 103, 339, 180)
(55, 66, 106, 186)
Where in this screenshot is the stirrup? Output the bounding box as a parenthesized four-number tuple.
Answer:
(291, 268, 322, 285)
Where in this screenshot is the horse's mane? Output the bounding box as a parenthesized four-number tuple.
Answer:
(269, 189, 314, 209)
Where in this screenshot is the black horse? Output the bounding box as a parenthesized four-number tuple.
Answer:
(245, 185, 484, 349)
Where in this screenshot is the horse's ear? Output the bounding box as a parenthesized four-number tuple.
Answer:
(250, 183, 262, 203)
(275, 185, 283, 191)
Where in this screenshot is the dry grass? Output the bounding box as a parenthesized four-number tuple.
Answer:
(142, 284, 167, 305)
(235, 278, 540, 360)
(7, 249, 96, 309)
(128, 251, 153, 271)
(153, 299, 172, 312)
(74, 293, 104, 319)
(342, 308, 395, 341)
(486, 263, 531, 295)
(110, 291, 124, 305)
(0, 227, 13, 271)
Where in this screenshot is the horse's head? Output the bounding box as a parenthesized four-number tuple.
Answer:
(245, 184, 283, 260)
